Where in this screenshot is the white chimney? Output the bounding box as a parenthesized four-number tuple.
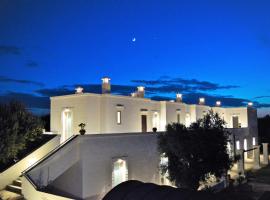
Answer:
(216, 101, 221, 107)
(176, 93, 182, 102)
(75, 86, 83, 94)
(101, 77, 111, 94)
(199, 97, 205, 105)
(137, 86, 145, 98)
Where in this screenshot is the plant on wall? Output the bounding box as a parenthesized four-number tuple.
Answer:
(78, 123, 86, 135)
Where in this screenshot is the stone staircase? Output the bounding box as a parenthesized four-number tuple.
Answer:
(0, 177, 24, 200)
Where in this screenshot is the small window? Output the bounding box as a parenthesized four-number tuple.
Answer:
(177, 113, 180, 123)
(244, 139, 247, 150)
(236, 140, 240, 150)
(252, 137, 256, 146)
(117, 111, 121, 124)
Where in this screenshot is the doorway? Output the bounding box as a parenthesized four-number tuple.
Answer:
(232, 116, 239, 128)
(141, 115, 147, 132)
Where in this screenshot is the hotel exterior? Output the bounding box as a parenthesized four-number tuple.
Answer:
(17, 77, 259, 200)
(51, 77, 258, 152)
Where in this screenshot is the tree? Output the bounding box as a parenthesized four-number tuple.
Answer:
(0, 101, 44, 164)
(258, 115, 270, 144)
(158, 110, 234, 190)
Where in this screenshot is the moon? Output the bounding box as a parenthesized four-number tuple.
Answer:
(132, 37, 136, 42)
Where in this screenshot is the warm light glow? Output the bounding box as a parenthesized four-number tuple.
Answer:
(117, 111, 121, 124)
(152, 112, 159, 129)
(185, 113, 191, 127)
(236, 140, 240, 150)
(131, 92, 137, 97)
(75, 86, 83, 94)
(248, 102, 253, 107)
(62, 109, 72, 142)
(244, 139, 247, 150)
(216, 101, 221, 106)
(102, 77, 111, 83)
(137, 86, 145, 91)
(199, 98, 205, 104)
(28, 157, 37, 166)
(227, 142, 232, 156)
(112, 159, 127, 187)
(252, 137, 256, 146)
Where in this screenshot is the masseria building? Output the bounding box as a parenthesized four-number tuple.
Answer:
(21, 77, 258, 200)
(51, 77, 258, 148)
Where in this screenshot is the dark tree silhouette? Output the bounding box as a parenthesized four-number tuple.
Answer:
(0, 101, 44, 164)
(258, 115, 270, 144)
(158, 110, 234, 190)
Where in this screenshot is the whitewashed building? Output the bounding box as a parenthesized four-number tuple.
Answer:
(51, 77, 258, 151)
(21, 77, 259, 200)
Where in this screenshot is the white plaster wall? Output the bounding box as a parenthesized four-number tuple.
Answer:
(80, 134, 160, 199)
(164, 102, 186, 125)
(100, 95, 161, 133)
(0, 135, 60, 190)
(25, 134, 160, 200)
(224, 107, 248, 128)
(50, 93, 256, 142)
(50, 94, 101, 136)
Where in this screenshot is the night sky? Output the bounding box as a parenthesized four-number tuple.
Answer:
(0, 0, 270, 116)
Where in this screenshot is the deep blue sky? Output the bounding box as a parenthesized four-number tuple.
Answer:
(0, 0, 270, 116)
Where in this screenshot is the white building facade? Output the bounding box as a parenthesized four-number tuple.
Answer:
(50, 77, 258, 153)
(21, 77, 259, 200)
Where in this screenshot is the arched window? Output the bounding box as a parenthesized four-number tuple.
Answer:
(62, 108, 73, 142)
(112, 158, 128, 187)
(152, 112, 159, 130)
(185, 113, 191, 127)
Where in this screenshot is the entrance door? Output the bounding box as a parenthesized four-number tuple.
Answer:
(141, 115, 147, 132)
(62, 109, 73, 141)
(232, 116, 239, 128)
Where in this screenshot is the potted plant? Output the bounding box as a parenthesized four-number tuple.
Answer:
(78, 123, 86, 135)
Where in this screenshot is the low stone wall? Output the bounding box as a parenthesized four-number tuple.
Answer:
(0, 135, 60, 190)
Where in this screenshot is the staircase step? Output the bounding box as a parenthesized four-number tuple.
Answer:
(13, 179, 22, 187)
(0, 190, 23, 200)
(6, 184, 22, 194)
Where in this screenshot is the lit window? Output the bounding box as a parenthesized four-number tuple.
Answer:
(117, 111, 121, 124)
(112, 159, 128, 187)
(152, 112, 159, 129)
(252, 137, 256, 146)
(236, 140, 240, 150)
(185, 113, 191, 127)
(160, 156, 170, 185)
(244, 139, 247, 150)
